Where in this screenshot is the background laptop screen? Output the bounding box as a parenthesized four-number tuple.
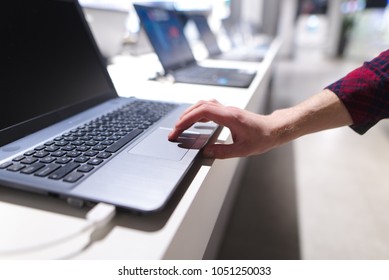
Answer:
(190, 14, 222, 57)
(0, 1, 117, 146)
(134, 5, 196, 72)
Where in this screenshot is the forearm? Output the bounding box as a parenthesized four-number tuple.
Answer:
(169, 90, 353, 159)
(268, 89, 353, 147)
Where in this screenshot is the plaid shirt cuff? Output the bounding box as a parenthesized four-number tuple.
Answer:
(325, 49, 389, 134)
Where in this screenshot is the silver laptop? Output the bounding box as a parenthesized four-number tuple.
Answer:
(0, 0, 218, 213)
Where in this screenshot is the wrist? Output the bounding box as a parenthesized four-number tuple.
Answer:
(267, 90, 353, 148)
(267, 108, 303, 147)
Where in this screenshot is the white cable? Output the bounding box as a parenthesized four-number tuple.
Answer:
(85, 202, 116, 230)
(0, 202, 116, 259)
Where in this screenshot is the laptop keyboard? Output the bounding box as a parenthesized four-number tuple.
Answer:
(0, 100, 177, 184)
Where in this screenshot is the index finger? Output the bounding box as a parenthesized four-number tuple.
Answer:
(168, 102, 233, 141)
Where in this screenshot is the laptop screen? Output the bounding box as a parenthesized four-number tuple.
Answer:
(134, 4, 196, 72)
(0, 0, 117, 146)
(190, 14, 222, 57)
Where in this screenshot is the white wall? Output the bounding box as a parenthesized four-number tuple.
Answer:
(278, 0, 299, 58)
(241, 0, 264, 30)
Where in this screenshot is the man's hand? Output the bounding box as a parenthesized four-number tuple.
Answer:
(168, 91, 353, 159)
(168, 99, 276, 159)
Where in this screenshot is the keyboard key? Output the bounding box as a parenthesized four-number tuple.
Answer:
(62, 145, 76, 151)
(40, 156, 56, 163)
(87, 158, 103, 165)
(33, 151, 50, 158)
(71, 140, 85, 146)
(49, 162, 80, 180)
(55, 157, 72, 164)
(55, 140, 69, 146)
(80, 136, 92, 141)
(67, 151, 82, 158)
(97, 152, 111, 159)
(35, 163, 61, 177)
(75, 146, 90, 152)
(63, 172, 84, 183)
(44, 146, 60, 152)
(84, 150, 98, 157)
(0, 161, 13, 169)
(12, 155, 25, 162)
(24, 150, 36, 156)
(74, 156, 89, 163)
(44, 140, 55, 146)
(78, 164, 94, 173)
(7, 163, 25, 172)
(92, 145, 106, 151)
(85, 140, 98, 146)
(52, 150, 67, 157)
(64, 136, 77, 141)
(34, 145, 46, 151)
(101, 140, 114, 146)
(21, 157, 38, 165)
(105, 129, 143, 153)
(21, 162, 45, 174)
(93, 136, 106, 141)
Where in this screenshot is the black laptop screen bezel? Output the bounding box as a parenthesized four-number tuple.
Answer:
(0, 0, 118, 147)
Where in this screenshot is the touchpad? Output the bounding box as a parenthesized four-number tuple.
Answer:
(128, 127, 199, 161)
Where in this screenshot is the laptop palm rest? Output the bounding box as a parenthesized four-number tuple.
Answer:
(128, 127, 200, 161)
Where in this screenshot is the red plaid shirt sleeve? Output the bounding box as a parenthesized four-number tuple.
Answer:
(326, 49, 389, 134)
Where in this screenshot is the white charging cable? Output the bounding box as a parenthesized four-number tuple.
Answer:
(0, 202, 116, 259)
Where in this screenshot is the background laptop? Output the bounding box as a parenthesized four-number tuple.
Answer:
(0, 0, 218, 213)
(133, 4, 256, 88)
(188, 14, 269, 63)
